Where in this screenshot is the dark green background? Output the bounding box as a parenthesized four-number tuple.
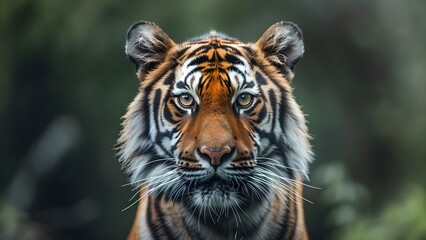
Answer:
(1, 0, 425, 239)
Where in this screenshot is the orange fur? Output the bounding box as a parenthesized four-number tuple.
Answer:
(119, 21, 312, 240)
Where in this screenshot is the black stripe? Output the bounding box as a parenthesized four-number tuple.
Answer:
(180, 157, 198, 162)
(220, 71, 233, 96)
(285, 185, 297, 240)
(256, 72, 269, 86)
(268, 89, 278, 134)
(173, 46, 190, 60)
(152, 86, 175, 158)
(153, 89, 164, 130)
(247, 101, 265, 122)
(146, 197, 164, 239)
(154, 135, 174, 159)
(188, 55, 209, 66)
(184, 66, 204, 82)
(223, 45, 244, 56)
(243, 80, 255, 88)
(142, 90, 152, 137)
(278, 91, 290, 135)
(257, 103, 268, 122)
(275, 194, 291, 240)
(244, 46, 258, 67)
(163, 71, 175, 86)
(254, 128, 278, 146)
(163, 100, 177, 124)
(154, 198, 176, 239)
(176, 81, 187, 90)
(224, 54, 244, 65)
(228, 66, 246, 81)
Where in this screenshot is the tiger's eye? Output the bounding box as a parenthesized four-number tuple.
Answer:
(236, 93, 253, 108)
(178, 94, 194, 108)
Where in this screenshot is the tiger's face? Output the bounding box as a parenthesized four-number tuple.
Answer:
(170, 42, 263, 209)
(118, 21, 312, 219)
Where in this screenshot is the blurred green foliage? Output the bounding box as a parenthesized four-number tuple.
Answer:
(337, 185, 426, 240)
(1, 0, 425, 239)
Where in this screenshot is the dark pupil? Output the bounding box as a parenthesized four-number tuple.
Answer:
(181, 94, 192, 106)
(239, 94, 249, 105)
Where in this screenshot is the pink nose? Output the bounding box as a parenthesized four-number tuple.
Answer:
(200, 147, 231, 166)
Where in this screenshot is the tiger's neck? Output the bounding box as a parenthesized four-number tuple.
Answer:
(127, 182, 308, 240)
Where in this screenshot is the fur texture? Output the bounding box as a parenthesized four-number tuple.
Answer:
(118, 21, 313, 240)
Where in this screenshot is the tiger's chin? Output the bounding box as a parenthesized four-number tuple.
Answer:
(192, 188, 241, 210)
(179, 173, 261, 220)
(191, 180, 248, 209)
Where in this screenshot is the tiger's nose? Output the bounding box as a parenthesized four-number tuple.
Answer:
(199, 146, 232, 166)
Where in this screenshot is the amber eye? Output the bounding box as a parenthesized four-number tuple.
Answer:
(178, 94, 195, 108)
(236, 93, 253, 108)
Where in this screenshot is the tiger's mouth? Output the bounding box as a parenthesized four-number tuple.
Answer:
(185, 167, 253, 196)
(174, 154, 266, 211)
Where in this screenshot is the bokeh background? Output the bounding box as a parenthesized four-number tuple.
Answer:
(1, 0, 425, 239)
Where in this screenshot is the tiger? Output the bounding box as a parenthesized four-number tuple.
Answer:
(117, 20, 313, 240)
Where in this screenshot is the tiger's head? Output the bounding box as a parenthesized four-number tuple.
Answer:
(118, 21, 312, 217)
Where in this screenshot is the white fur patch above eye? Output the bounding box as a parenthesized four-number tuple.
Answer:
(172, 64, 202, 104)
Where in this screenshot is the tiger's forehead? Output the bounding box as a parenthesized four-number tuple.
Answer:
(173, 37, 257, 98)
(178, 37, 250, 62)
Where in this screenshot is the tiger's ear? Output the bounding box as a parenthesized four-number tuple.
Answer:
(125, 21, 175, 74)
(256, 21, 304, 75)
